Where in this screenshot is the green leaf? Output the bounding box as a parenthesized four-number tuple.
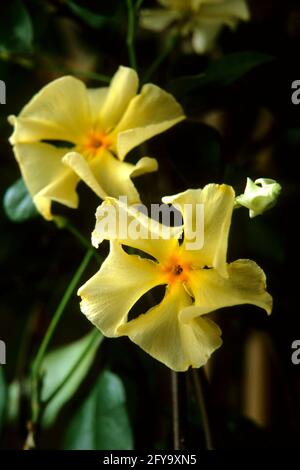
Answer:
(65, 0, 114, 29)
(0, 368, 7, 433)
(168, 52, 275, 98)
(42, 330, 103, 427)
(3, 178, 39, 223)
(63, 370, 134, 450)
(6, 381, 20, 425)
(0, 1, 33, 55)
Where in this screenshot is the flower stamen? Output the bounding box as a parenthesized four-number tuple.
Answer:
(161, 254, 191, 285)
(174, 265, 183, 276)
(82, 131, 112, 159)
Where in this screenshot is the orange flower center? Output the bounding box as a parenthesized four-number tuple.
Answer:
(82, 131, 112, 158)
(160, 254, 191, 285)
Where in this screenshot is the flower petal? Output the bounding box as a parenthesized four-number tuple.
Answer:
(113, 84, 185, 160)
(192, 23, 221, 53)
(91, 196, 182, 263)
(118, 285, 222, 371)
(201, 0, 250, 25)
(78, 241, 162, 337)
(99, 66, 139, 131)
(9, 76, 91, 145)
(63, 149, 158, 204)
(63, 151, 107, 200)
(163, 184, 235, 277)
(87, 87, 109, 125)
(12, 142, 79, 220)
(184, 259, 273, 321)
(140, 9, 181, 32)
(158, 0, 201, 9)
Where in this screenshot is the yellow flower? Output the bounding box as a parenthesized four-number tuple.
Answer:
(140, 0, 250, 54)
(235, 178, 282, 218)
(78, 184, 272, 371)
(8, 66, 185, 220)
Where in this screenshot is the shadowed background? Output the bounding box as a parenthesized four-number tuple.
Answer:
(1, 0, 300, 449)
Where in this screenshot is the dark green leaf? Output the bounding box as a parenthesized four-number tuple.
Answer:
(168, 52, 275, 99)
(3, 178, 39, 223)
(0, 368, 7, 433)
(6, 381, 20, 425)
(64, 370, 134, 450)
(0, 1, 33, 55)
(65, 0, 114, 29)
(42, 330, 103, 427)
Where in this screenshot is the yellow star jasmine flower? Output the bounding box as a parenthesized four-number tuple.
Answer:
(78, 184, 272, 371)
(140, 0, 250, 54)
(8, 66, 185, 220)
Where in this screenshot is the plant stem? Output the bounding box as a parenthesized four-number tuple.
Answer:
(30, 249, 93, 427)
(171, 371, 187, 450)
(142, 35, 178, 85)
(191, 368, 215, 450)
(171, 371, 180, 450)
(135, 0, 144, 12)
(65, 221, 102, 264)
(126, 0, 138, 70)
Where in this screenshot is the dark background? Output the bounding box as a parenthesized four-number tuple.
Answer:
(1, 0, 300, 449)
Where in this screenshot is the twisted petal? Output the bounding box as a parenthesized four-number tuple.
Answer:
(163, 184, 235, 277)
(113, 84, 185, 160)
(184, 259, 273, 321)
(119, 285, 222, 371)
(9, 76, 91, 145)
(91, 196, 183, 263)
(99, 66, 139, 130)
(12, 142, 79, 220)
(63, 150, 158, 204)
(78, 241, 161, 337)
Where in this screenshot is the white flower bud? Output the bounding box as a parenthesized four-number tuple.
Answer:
(235, 178, 281, 218)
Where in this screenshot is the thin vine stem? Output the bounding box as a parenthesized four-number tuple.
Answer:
(135, 0, 144, 12)
(171, 371, 187, 450)
(171, 371, 180, 450)
(191, 368, 215, 450)
(65, 221, 102, 264)
(142, 35, 178, 85)
(31, 249, 93, 424)
(126, 0, 138, 70)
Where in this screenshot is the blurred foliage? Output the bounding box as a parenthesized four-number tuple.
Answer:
(0, 0, 300, 450)
(168, 52, 275, 99)
(0, 370, 7, 434)
(3, 177, 39, 222)
(64, 370, 134, 450)
(0, 1, 33, 56)
(41, 330, 103, 427)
